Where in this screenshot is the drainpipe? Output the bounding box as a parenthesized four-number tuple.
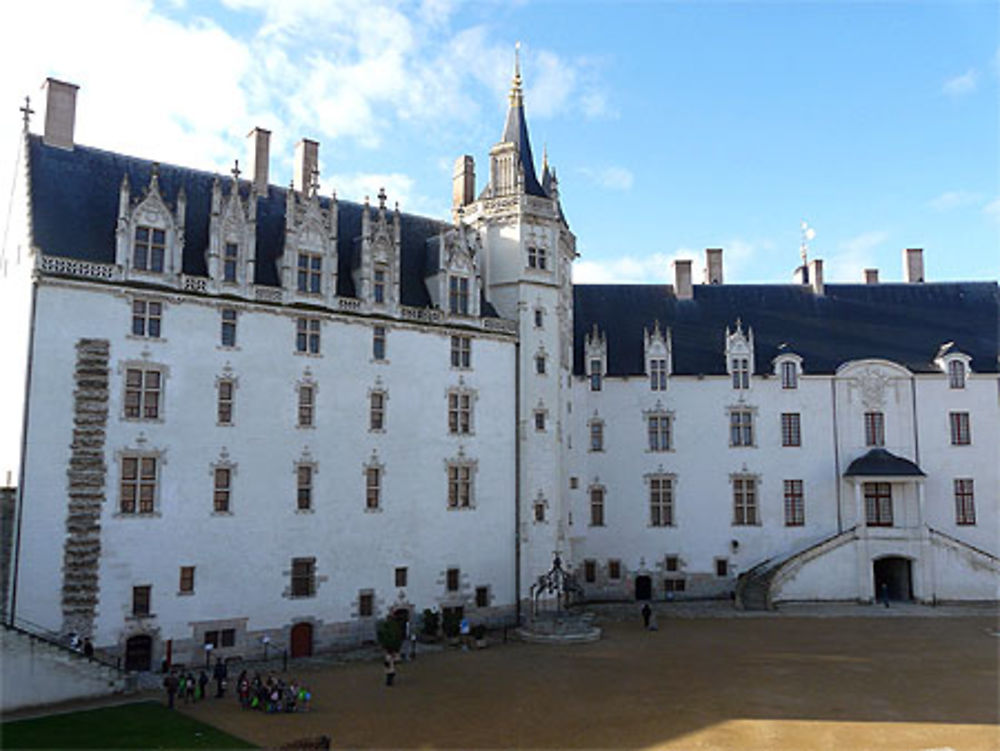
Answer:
(830, 377, 842, 534)
(514, 338, 521, 626)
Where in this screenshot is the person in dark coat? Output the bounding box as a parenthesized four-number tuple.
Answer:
(213, 657, 228, 698)
(641, 603, 652, 629)
(82, 638, 94, 658)
(383, 651, 396, 687)
(163, 671, 179, 709)
(198, 670, 209, 701)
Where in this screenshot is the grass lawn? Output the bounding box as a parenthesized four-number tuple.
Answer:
(1, 701, 256, 750)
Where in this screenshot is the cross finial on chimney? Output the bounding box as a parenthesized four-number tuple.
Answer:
(19, 96, 34, 132)
(378, 187, 387, 209)
(309, 166, 320, 196)
(231, 159, 241, 183)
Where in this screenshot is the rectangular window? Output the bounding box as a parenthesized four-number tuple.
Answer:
(649, 359, 667, 391)
(217, 380, 234, 425)
(131, 300, 162, 338)
(954, 479, 975, 525)
(133, 226, 165, 272)
(665, 555, 679, 572)
(534, 501, 546, 522)
(373, 326, 386, 361)
(715, 559, 729, 578)
(179, 566, 195, 594)
(783, 479, 804, 526)
(475, 586, 489, 608)
(295, 317, 320, 354)
(948, 360, 966, 389)
(297, 252, 322, 294)
(589, 421, 604, 452)
(446, 567, 460, 592)
(729, 410, 754, 447)
(450, 335, 471, 368)
(120, 456, 157, 514)
(781, 413, 801, 447)
(664, 578, 686, 593)
(395, 567, 408, 588)
(220, 628, 236, 647)
(124, 367, 162, 420)
(589, 487, 605, 526)
(781, 361, 798, 389)
(370, 392, 385, 431)
(864, 482, 893, 526)
(583, 559, 596, 583)
(649, 476, 674, 527)
(949, 412, 971, 445)
(132, 585, 151, 616)
(731, 357, 750, 390)
(534, 411, 546, 432)
(213, 467, 231, 513)
(733, 476, 758, 525)
(359, 591, 374, 617)
(527, 246, 538, 269)
(864, 411, 885, 447)
(449, 275, 470, 315)
(448, 464, 472, 509)
(223, 242, 238, 283)
(448, 392, 472, 434)
(534, 309, 544, 328)
(535, 354, 546, 375)
(220, 308, 237, 347)
(608, 560, 621, 580)
(291, 558, 315, 598)
(373, 266, 387, 304)
(648, 414, 671, 452)
(298, 385, 314, 428)
(589, 359, 602, 391)
(366, 467, 381, 510)
(297, 465, 313, 510)
(204, 630, 219, 648)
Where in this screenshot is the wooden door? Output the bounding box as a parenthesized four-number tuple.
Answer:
(290, 622, 313, 658)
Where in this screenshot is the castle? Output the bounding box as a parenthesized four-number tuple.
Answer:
(3, 65, 997, 671)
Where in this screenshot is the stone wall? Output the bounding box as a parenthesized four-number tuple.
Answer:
(1, 486, 16, 618)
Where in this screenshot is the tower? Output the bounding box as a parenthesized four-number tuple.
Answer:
(459, 45, 577, 607)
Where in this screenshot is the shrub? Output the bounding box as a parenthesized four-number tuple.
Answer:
(376, 618, 404, 653)
(421, 609, 440, 638)
(441, 610, 462, 638)
(471, 624, 486, 641)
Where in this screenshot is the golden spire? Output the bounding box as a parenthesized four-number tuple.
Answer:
(509, 41, 523, 107)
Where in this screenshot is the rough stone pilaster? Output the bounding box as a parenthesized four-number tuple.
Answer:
(62, 338, 110, 637)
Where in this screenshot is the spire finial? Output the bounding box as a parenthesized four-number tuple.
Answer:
(509, 41, 523, 107)
(800, 220, 816, 267)
(19, 96, 34, 132)
(542, 143, 548, 170)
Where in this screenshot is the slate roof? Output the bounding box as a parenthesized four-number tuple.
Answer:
(844, 449, 925, 477)
(498, 101, 547, 199)
(26, 135, 462, 310)
(573, 281, 1000, 376)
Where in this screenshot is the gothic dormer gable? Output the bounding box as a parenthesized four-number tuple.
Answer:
(281, 177, 338, 307)
(116, 163, 185, 284)
(352, 189, 401, 314)
(207, 165, 258, 295)
(426, 223, 482, 318)
(725, 319, 755, 390)
(585, 324, 607, 391)
(644, 320, 672, 389)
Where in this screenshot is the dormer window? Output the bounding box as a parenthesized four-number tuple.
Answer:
(449, 275, 470, 315)
(732, 358, 750, 390)
(781, 361, 798, 389)
(948, 360, 966, 389)
(373, 265, 387, 305)
(223, 243, 238, 283)
(297, 252, 322, 294)
(650, 359, 667, 391)
(133, 226, 165, 272)
(589, 359, 602, 391)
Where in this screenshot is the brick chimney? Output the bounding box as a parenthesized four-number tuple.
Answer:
(453, 155, 475, 210)
(704, 248, 723, 285)
(293, 138, 319, 193)
(903, 248, 924, 283)
(809, 259, 824, 295)
(247, 127, 271, 194)
(864, 268, 879, 284)
(673, 259, 693, 300)
(42, 78, 79, 150)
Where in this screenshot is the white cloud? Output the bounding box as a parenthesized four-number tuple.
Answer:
(942, 69, 978, 96)
(327, 172, 415, 208)
(984, 197, 1000, 220)
(826, 230, 889, 281)
(928, 191, 980, 211)
(577, 166, 634, 191)
(573, 249, 699, 284)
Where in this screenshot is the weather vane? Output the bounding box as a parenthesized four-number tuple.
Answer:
(800, 220, 816, 267)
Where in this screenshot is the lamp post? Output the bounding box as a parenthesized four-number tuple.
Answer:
(204, 642, 213, 668)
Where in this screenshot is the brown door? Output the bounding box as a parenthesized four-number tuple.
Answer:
(125, 635, 153, 671)
(290, 622, 313, 658)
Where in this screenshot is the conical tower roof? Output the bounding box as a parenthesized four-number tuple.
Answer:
(500, 45, 547, 198)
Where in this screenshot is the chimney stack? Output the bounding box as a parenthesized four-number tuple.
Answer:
(793, 265, 808, 285)
(903, 248, 924, 283)
(864, 268, 879, 284)
(42, 78, 79, 150)
(452, 155, 475, 211)
(247, 127, 271, 194)
(704, 248, 723, 285)
(673, 259, 693, 300)
(809, 259, 824, 295)
(293, 138, 319, 193)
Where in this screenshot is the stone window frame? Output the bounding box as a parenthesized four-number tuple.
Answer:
(448, 273, 471, 315)
(533, 406, 548, 433)
(131, 584, 153, 617)
(864, 411, 885, 447)
(607, 559, 622, 580)
(475, 585, 490, 608)
(954, 478, 975, 525)
(446, 567, 461, 592)
(646, 472, 676, 528)
(783, 479, 805, 526)
(115, 446, 165, 518)
(210, 452, 237, 515)
(296, 372, 317, 429)
(527, 243, 548, 271)
(446, 450, 478, 511)
(864, 481, 893, 527)
(728, 406, 756, 448)
(289, 557, 317, 599)
(219, 307, 239, 349)
(372, 325, 389, 363)
(731, 473, 761, 526)
(363, 452, 384, 513)
(588, 483, 606, 527)
(132, 224, 167, 274)
(781, 412, 801, 447)
(222, 241, 240, 284)
(450, 334, 472, 369)
(446, 382, 477, 436)
(373, 262, 389, 305)
(369, 385, 388, 433)
(535, 349, 547, 376)
(295, 460, 317, 513)
(664, 555, 680, 572)
(296, 250, 324, 295)
(774, 354, 803, 390)
(533, 306, 545, 329)
(294, 316, 322, 356)
(714, 558, 730, 578)
(588, 414, 605, 452)
(216, 373, 237, 427)
(949, 411, 971, 446)
(582, 559, 597, 583)
(532, 492, 549, 524)
(395, 567, 408, 588)
(358, 589, 375, 618)
(648, 358, 668, 391)
(645, 408, 674, 453)
(178, 566, 195, 595)
(129, 297, 164, 340)
(120, 360, 169, 423)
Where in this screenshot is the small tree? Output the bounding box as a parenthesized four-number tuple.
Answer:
(442, 609, 462, 639)
(377, 618, 404, 653)
(421, 609, 440, 638)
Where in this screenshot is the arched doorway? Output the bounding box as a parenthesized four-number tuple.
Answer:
(290, 622, 313, 658)
(635, 575, 652, 601)
(124, 635, 152, 672)
(873, 557, 912, 602)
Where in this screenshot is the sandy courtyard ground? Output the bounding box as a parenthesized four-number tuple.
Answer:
(179, 611, 1000, 750)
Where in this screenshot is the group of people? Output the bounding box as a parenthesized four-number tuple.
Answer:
(237, 671, 312, 713)
(66, 632, 95, 658)
(163, 670, 210, 705)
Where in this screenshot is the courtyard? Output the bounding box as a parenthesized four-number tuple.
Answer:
(175, 606, 999, 750)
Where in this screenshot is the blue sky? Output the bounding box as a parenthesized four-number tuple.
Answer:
(1, 0, 997, 284)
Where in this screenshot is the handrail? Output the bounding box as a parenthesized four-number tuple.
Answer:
(3, 616, 124, 673)
(928, 527, 1000, 564)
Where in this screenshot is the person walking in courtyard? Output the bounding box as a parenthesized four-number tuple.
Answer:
(641, 603, 652, 629)
(82, 637, 94, 658)
(213, 656, 228, 698)
(881, 581, 890, 608)
(384, 650, 396, 687)
(163, 671, 179, 709)
(197, 669, 209, 701)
